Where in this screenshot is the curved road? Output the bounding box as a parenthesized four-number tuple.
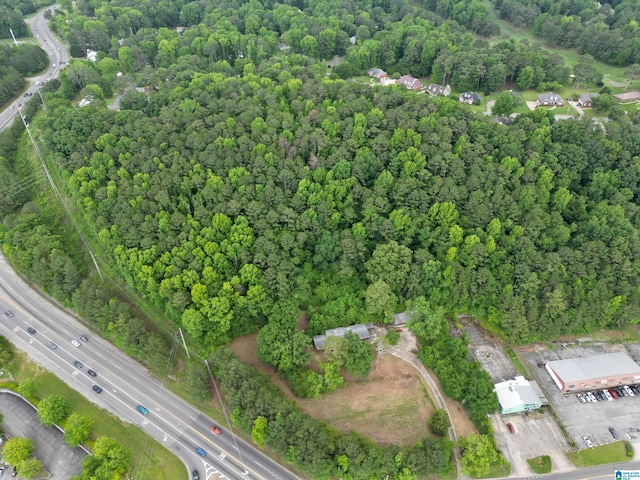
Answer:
(0, 8, 299, 480)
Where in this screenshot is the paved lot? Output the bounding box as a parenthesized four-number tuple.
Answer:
(522, 342, 640, 449)
(462, 320, 572, 476)
(0, 390, 85, 478)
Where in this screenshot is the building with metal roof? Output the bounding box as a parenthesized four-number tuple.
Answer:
(545, 352, 640, 392)
(313, 324, 373, 349)
(494, 376, 542, 414)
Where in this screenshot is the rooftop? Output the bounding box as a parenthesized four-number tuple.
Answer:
(494, 376, 541, 410)
(546, 352, 640, 382)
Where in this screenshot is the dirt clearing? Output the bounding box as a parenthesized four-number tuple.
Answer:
(231, 334, 435, 446)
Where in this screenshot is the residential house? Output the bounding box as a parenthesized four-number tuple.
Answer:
(313, 323, 375, 349)
(426, 83, 451, 96)
(459, 92, 482, 105)
(367, 68, 387, 80)
(613, 91, 640, 102)
(397, 75, 423, 90)
(536, 92, 564, 107)
(577, 93, 599, 108)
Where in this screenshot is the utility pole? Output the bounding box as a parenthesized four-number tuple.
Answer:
(178, 328, 190, 359)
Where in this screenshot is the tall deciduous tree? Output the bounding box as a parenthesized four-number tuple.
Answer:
(38, 394, 71, 427)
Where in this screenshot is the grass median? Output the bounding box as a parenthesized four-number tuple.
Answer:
(4, 352, 187, 480)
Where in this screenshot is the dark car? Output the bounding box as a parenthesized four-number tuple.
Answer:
(609, 427, 619, 439)
(632, 385, 640, 395)
(92, 385, 102, 394)
(26, 327, 36, 335)
(195, 447, 206, 457)
(87, 369, 97, 377)
(192, 471, 200, 480)
(137, 405, 148, 415)
(5, 310, 14, 317)
(79, 335, 89, 342)
(74, 360, 83, 369)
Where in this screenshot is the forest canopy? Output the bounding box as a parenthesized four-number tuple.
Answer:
(41, 66, 640, 349)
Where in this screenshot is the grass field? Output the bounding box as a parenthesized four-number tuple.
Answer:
(490, 11, 640, 90)
(527, 455, 552, 474)
(566, 441, 631, 467)
(4, 353, 187, 480)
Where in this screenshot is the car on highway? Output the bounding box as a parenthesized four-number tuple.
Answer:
(192, 471, 200, 480)
(583, 436, 593, 448)
(195, 447, 206, 457)
(79, 335, 89, 342)
(5, 310, 14, 317)
(71, 339, 81, 347)
(211, 425, 222, 435)
(92, 385, 102, 394)
(609, 427, 618, 439)
(74, 360, 83, 369)
(137, 405, 148, 415)
(87, 369, 97, 377)
(26, 327, 36, 335)
(48, 342, 57, 350)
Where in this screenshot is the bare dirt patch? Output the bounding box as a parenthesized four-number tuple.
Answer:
(230, 334, 435, 446)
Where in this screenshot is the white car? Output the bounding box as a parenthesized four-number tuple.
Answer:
(71, 339, 81, 347)
(583, 436, 594, 448)
(624, 385, 635, 397)
(603, 389, 613, 401)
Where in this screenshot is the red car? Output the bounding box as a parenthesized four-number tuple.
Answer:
(506, 423, 515, 434)
(211, 425, 222, 435)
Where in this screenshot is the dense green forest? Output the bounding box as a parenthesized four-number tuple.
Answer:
(0, 44, 47, 106)
(492, 0, 640, 66)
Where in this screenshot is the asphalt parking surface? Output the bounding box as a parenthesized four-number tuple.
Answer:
(0, 390, 85, 478)
(523, 343, 640, 449)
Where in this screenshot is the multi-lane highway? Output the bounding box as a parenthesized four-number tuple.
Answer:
(0, 8, 299, 480)
(0, 7, 67, 131)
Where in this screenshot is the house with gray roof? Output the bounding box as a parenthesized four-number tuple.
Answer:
(426, 83, 451, 96)
(459, 92, 482, 105)
(536, 92, 564, 107)
(577, 92, 599, 108)
(313, 323, 374, 349)
(367, 68, 387, 80)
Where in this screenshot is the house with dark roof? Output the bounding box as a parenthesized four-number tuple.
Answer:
(536, 92, 564, 107)
(459, 92, 482, 105)
(396, 75, 423, 90)
(367, 68, 387, 79)
(426, 83, 451, 96)
(577, 93, 599, 108)
(613, 91, 640, 102)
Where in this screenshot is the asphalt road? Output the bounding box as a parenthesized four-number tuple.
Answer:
(0, 7, 67, 131)
(0, 390, 86, 478)
(0, 8, 299, 480)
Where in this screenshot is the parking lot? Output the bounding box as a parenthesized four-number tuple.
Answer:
(462, 320, 573, 476)
(522, 343, 640, 449)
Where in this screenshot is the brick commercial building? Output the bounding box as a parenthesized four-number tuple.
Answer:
(545, 352, 640, 392)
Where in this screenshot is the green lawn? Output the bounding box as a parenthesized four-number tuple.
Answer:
(566, 441, 632, 467)
(5, 353, 187, 480)
(527, 455, 552, 474)
(490, 12, 640, 90)
(475, 461, 511, 478)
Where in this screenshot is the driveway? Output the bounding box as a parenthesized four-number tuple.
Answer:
(0, 391, 86, 478)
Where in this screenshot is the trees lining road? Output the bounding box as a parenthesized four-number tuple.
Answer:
(0, 8, 299, 480)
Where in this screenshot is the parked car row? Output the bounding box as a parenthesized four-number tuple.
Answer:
(576, 385, 637, 403)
